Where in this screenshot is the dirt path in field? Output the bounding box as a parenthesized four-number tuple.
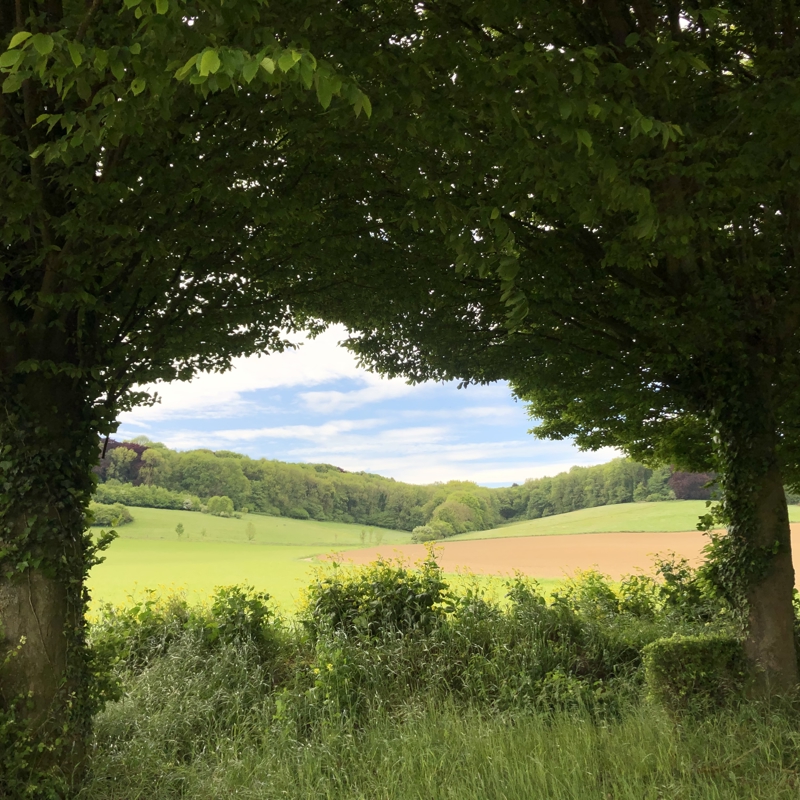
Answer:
(329, 524, 800, 584)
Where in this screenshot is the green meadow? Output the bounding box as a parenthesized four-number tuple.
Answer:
(87, 507, 410, 611)
(88, 502, 800, 612)
(453, 499, 800, 540)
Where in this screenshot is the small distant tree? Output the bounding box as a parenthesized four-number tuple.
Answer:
(669, 472, 716, 502)
(246, 522, 256, 542)
(175, 523, 184, 538)
(206, 496, 235, 517)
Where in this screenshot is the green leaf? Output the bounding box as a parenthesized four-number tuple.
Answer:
(559, 100, 572, 119)
(199, 49, 221, 77)
(316, 75, 333, 109)
(490, 207, 501, 220)
(686, 54, 710, 72)
(640, 117, 653, 133)
(174, 54, 198, 79)
(241, 60, 259, 84)
(130, 77, 146, 95)
(31, 34, 54, 56)
(0, 50, 22, 68)
(130, 43, 141, 55)
(156, 0, 168, 13)
(360, 93, 372, 118)
(1, 72, 23, 93)
(497, 256, 520, 281)
(576, 129, 592, 151)
(67, 42, 82, 67)
(278, 50, 297, 73)
(110, 60, 125, 81)
(260, 56, 275, 74)
(8, 31, 32, 49)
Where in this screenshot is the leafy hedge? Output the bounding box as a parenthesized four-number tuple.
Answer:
(94, 480, 201, 511)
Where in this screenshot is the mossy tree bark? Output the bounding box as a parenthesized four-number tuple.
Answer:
(714, 385, 799, 693)
(0, 374, 100, 794)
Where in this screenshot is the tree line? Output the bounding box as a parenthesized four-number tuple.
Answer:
(95, 438, 716, 538)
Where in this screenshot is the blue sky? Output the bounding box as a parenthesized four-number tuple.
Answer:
(117, 326, 617, 486)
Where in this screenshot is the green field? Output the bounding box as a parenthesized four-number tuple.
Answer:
(87, 507, 410, 611)
(88, 502, 800, 612)
(453, 500, 800, 541)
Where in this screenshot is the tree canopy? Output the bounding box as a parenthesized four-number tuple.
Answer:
(0, 0, 377, 789)
(3, 0, 800, 790)
(281, 1, 800, 691)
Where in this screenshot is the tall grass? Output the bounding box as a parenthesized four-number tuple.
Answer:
(77, 556, 800, 800)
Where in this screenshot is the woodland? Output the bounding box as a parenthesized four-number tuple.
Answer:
(93, 438, 709, 537)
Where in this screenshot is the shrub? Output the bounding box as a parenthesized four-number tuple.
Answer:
(643, 634, 747, 712)
(88, 501, 134, 527)
(302, 553, 449, 638)
(206, 495, 235, 517)
(411, 519, 454, 542)
(411, 524, 439, 542)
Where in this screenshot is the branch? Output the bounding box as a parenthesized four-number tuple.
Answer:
(597, 0, 632, 48)
(75, 0, 102, 42)
(629, 0, 658, 35)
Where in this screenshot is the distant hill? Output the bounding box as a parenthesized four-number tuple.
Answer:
(93, 437, 717, 538)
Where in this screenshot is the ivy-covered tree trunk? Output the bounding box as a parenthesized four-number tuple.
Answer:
(714, 388, 799, 693)
(0, 374, 101, 794)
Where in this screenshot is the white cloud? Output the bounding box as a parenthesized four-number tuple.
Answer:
(153, 412, 619, 484)
(113, 323, 623, 486)
(300, 377, 417, 414)
(119, 326, 392, 424)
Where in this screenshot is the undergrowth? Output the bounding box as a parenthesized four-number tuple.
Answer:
(75, 552, 800, 799)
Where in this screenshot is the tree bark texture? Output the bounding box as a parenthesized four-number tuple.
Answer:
(0, 374, 99, 794)
(716, 392, 799, 693)
(743, 461, 798, 692)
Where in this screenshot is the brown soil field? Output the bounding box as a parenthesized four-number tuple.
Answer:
(331, 524, 800, 585)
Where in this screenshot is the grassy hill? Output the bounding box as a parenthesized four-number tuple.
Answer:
(87, 507, 409, 611)
(451, 500, 800, 541)
(88, 502, 800, 611)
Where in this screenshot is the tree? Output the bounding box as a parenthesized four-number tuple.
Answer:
(0, 0, 373, 788)
(206, 495, 234, 517)
(290, 2, 800, 691)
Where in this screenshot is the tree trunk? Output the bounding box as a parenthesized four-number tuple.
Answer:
(742, 460, 798, 693)
(716, 401, 799, 693)
(0, 374, 100, 795)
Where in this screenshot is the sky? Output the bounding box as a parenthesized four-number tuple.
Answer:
(116, 326, 617, 486)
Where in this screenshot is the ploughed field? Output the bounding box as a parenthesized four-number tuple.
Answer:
(88, 501, 800, 610)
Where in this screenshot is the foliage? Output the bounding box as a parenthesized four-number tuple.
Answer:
(634, 466, 676, 503)
(95, 480, 202, 511)
(206, 495, 235, 517)
(283, 0, 800, 687)
(0, 0, 378, 778)
(643, 634, 748, 713)
(88, 501, 134, 527)
(90, 585, 281, 690)
(72, 552, 799, 797)
(301, 552, 449, 639)
(98, 441, 700, 533)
